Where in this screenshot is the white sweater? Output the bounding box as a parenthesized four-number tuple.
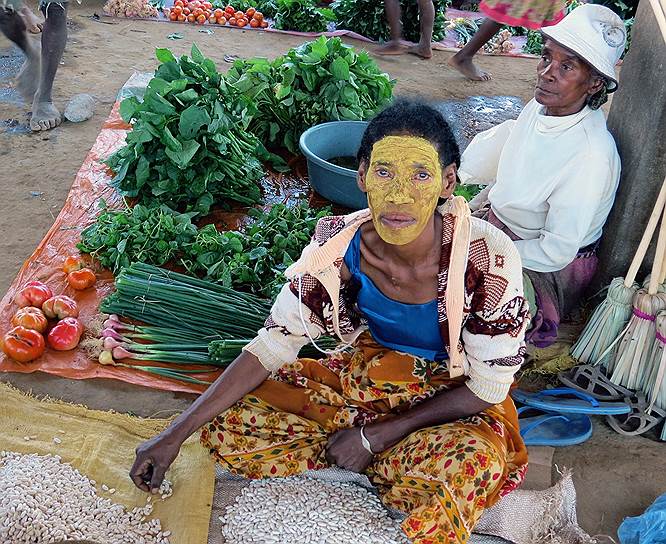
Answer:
(458, 99, 621, 273)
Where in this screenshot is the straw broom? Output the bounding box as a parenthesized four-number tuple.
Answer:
(610, 203, 666, 390)
(571, 176, 666, 369)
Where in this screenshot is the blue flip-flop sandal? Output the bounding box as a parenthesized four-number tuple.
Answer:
(518, 407, 593, 447)
(512, 387, 631, 415)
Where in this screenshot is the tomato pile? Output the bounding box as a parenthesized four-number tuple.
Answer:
(165, 1, 268, 27)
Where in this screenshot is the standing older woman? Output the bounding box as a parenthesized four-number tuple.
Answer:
(459, 4, 625, 348)
(130, 100, 530, 543)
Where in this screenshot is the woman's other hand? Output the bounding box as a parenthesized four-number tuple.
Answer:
(325, 427, 374, 473)
(130, 433, 182, 493)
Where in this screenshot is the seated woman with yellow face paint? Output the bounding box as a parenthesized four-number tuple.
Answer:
(129, 100, 531, 544)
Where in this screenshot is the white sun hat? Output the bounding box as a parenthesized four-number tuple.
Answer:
(541, 3, 626, 91)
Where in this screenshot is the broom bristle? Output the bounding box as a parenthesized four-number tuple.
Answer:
(571, 277, 636, 369)
(610, 290, 666, 390)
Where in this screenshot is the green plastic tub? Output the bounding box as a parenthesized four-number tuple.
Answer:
(299, 121, 368, 210)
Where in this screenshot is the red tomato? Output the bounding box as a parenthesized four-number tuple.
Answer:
(237, 17, 247, 27)
(234, 10, 243, 18)
(178, 13, 186, 20)
(245, 6, 255, 17)
(213, 8, 223, 17)
(228, 16, 236, 24)
(260, 20, 268, 27)
(183, 7, 190, 14)
(225, 4, 235, 13)
(253, 10, 263, 20)
(14, 281, 53, 308)
(42, 295, 79, 320)
(187, 13, 196, 21)
(249, 17, 259, 27)
(174, 0, 184, 6)
(203, 1, 212, 8)
(217, 15, 227, 24)
(11, 307, 48, 334)
(47, 318, 84, 351)
(173, 5, 183, 15)
(196, 13, 206, 23)
(67, 268, 96, 291)
(2, 327, 45, 362)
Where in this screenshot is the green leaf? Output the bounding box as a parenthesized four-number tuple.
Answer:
(179, 105, 211, 139)
(156, 48, 176, 64)
(162, 126, 183, 152)
(176, 89, 200, 104)
(119, 97, 140, 122)
(165, 139, 201, 168)
(275, 84, 291, 100)
(191, 43, 205, 64)
(330, 57, 350, 81)
(135, 155, 150, 188)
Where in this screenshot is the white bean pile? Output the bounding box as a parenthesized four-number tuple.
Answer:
(221, 477, 411, 544)
(0, 451, 172, 544)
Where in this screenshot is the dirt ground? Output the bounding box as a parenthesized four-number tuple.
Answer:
(1, 2, 665, 540)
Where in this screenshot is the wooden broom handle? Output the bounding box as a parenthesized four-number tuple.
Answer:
(625, 175, 666, 286)
(649, 200, 666, 294)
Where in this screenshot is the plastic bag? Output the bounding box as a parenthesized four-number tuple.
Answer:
(618, 493, 666, 544)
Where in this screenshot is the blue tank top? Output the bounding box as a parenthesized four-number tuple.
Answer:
(343, 230, 447, 361)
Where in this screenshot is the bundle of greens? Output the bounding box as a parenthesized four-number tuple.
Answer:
(227, 37, 395, 152)
(100, 264, 338, 375)
(273, 0, 334, 32)
(79, 201, 330, 298)
(333, 0, 448, 43)
(106, 45, 281, 215)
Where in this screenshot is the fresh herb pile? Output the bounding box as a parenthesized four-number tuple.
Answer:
(333, 0, 447, 43)
(273, 0, 334, 32)
(79, 201, 330, 298)
(227, 37, 395, 152)
(106, 46, 282, 215)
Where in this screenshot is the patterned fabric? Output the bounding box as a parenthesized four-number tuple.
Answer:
(483, 208, 598, 348)
(479, 0, 566, 30)
(202, 334, 528, 544)
(243, 207, 531, 405)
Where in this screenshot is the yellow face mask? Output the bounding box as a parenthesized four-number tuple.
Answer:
(365, 135, 444, 246)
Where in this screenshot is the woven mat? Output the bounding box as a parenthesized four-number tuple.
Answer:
(0, 383, 215, 544)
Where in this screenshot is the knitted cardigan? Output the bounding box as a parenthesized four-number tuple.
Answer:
(244, 204, 530, 404)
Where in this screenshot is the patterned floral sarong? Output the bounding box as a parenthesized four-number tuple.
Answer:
(201, 333, 528, 544)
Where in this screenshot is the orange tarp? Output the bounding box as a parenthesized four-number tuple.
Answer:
(0, 98, 222, 394)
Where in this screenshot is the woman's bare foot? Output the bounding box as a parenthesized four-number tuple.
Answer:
(407, 43, 432, 59)
(30, 98, 61, 131)
(376, 40, 407, 56)
(19, 6, 43, 33)
(448, 54, 492, 81)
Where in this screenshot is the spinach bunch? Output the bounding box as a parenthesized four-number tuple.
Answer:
(333, 0, 448, 44)
(522, 30, 543, 55)
(227, 37, 395, 152)
(273, 0, 334, 32)
(106, 45, 279, 216)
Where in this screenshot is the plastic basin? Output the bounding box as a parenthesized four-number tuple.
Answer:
(299, 121, 368, 210)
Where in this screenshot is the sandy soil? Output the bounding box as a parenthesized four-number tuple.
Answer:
(1, 2, 664, 539)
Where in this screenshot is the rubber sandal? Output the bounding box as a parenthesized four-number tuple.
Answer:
(512, 387, 631, 415)
(606, 395, 666, 436)
(558, 364, 633, 401)
(518, 406, 593, 447)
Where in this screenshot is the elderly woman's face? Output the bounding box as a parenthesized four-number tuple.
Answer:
(535, 39, 603, 116)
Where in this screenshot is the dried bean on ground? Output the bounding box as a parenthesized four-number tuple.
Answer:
(0, 451, 171, 544)
(222, 477, 411, 544)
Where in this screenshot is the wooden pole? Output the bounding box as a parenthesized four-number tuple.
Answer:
(594, 0, 666, 290)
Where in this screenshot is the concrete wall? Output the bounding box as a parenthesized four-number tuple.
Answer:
(595, 0, 666, 289)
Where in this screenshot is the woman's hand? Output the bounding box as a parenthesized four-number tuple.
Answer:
(130, 433, 182, 493)
(325, 427, 374, 473)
